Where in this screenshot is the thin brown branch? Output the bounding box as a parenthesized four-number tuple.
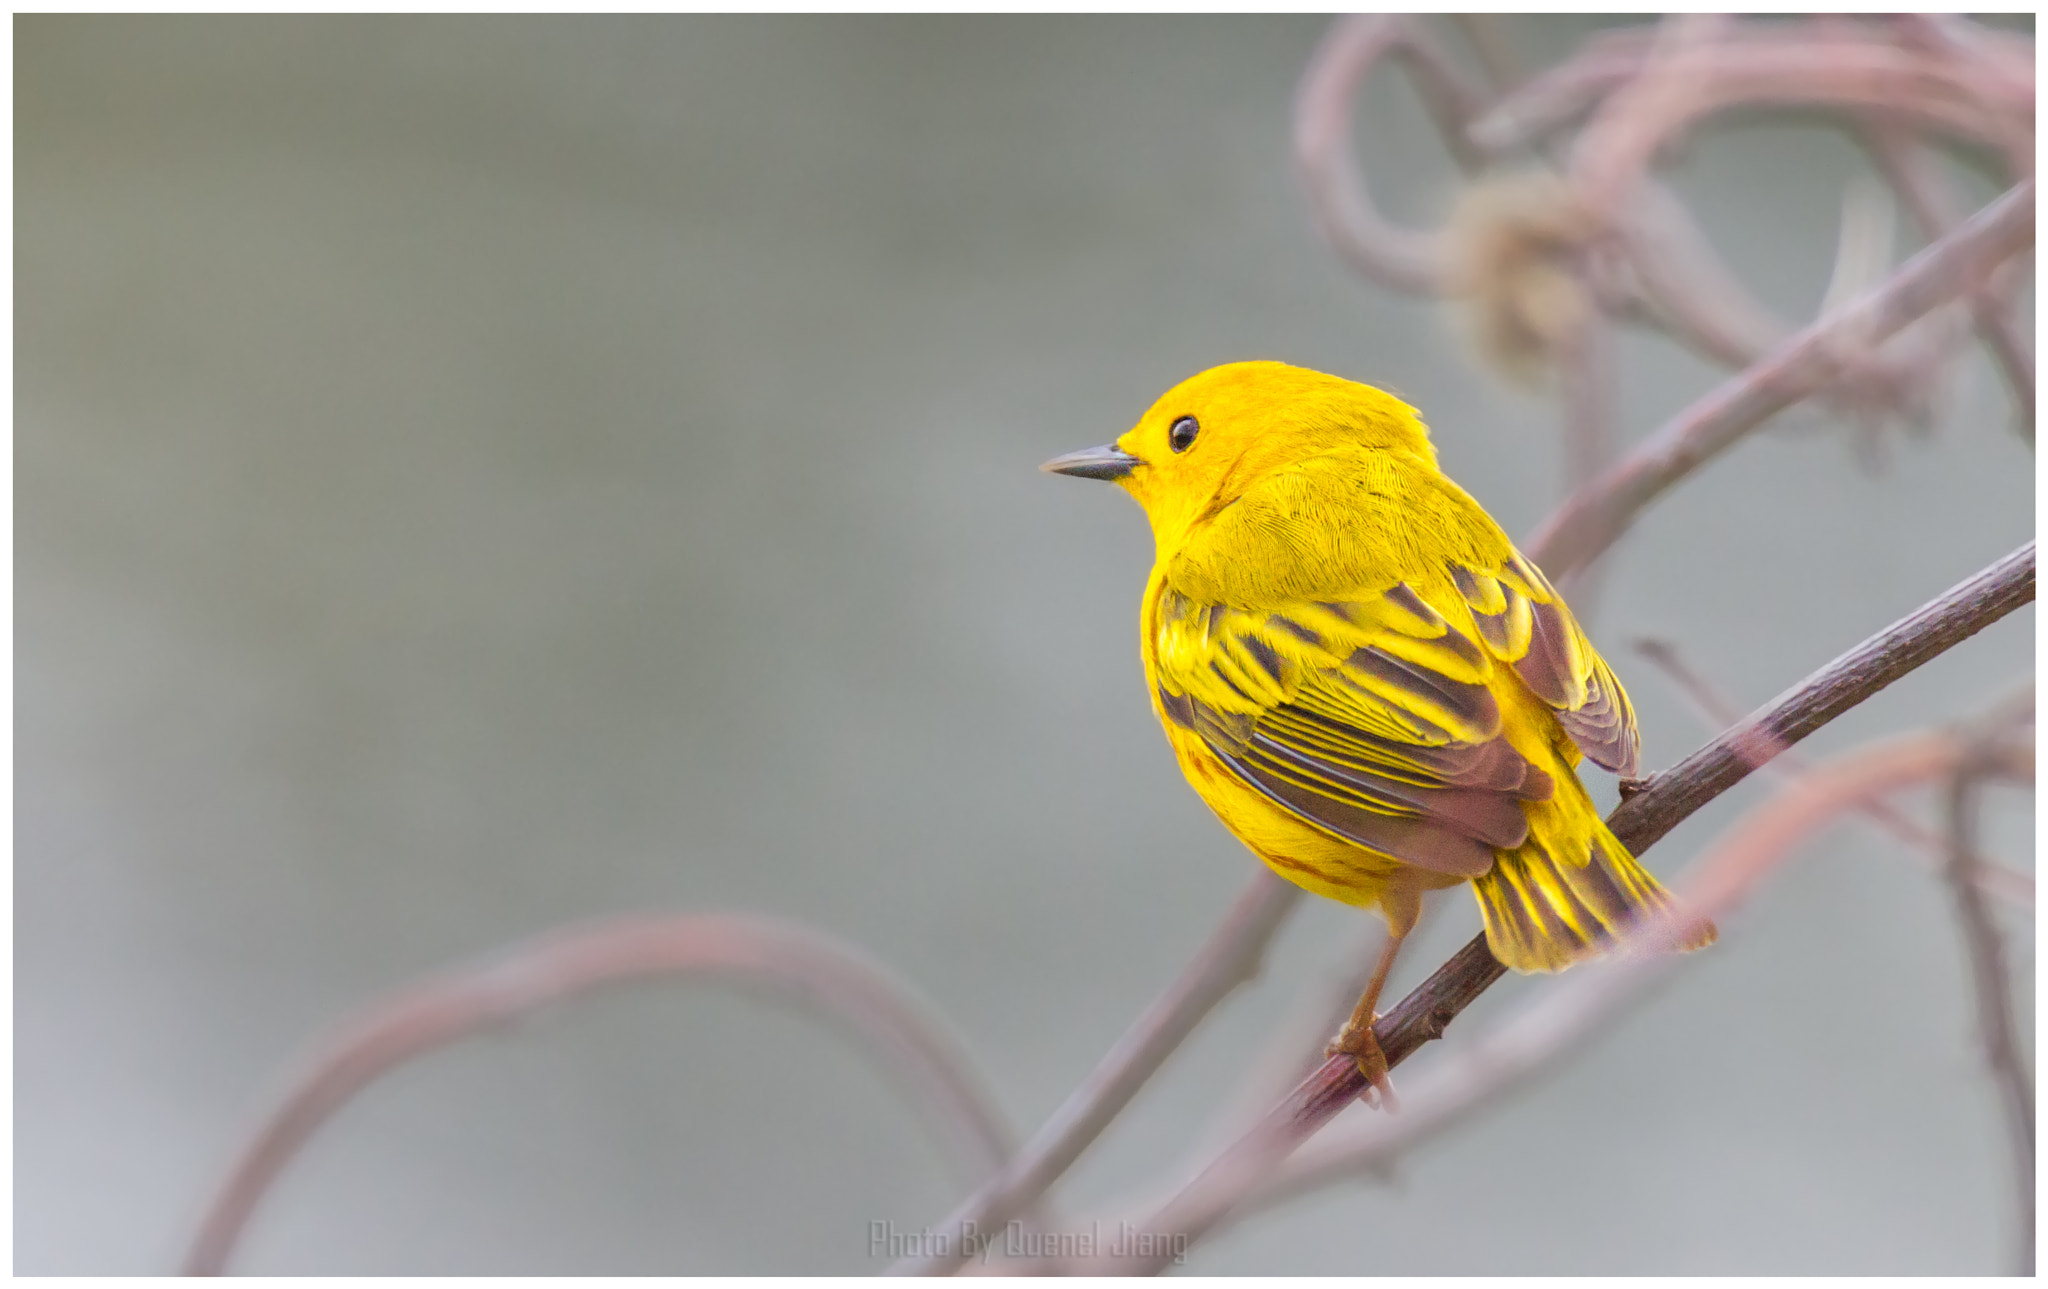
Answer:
(885, 872, 1301, 1276)
(1634, 636, 2034, 908)
(1064, 540, 2035, 1272)
(184, 914, 1015, 1277)
(1600, 542, 2033, 852)
(1941, 694, 2036, 1275)
(1525, 180, 2034, 579)
(1201, 898, 1440, 1153)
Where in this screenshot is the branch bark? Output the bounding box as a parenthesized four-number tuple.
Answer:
(1634, 636, 2034, 908)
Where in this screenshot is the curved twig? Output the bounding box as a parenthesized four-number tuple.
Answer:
(1474, 23, 2032, 163)
(1294, 15, 1448, 294)
(1573, 38, 2028, 219)
(183, 913, 1015, 1276)
(1891, 14, 2038, 182)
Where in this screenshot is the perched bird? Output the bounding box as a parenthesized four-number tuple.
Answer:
(1043, 361, 1711, 1100)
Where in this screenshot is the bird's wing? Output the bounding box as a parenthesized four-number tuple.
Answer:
(1447, 551, 1639, 776)
(1152, 581, 1554, 879)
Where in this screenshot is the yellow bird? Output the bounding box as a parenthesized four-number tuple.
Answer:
(1043, 361, 1711, 1098)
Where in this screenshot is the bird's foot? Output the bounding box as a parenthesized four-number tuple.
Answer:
(1327, 1019, 1399, 1111)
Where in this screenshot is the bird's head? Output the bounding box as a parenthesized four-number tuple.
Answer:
(1041, 360, 1437, 550)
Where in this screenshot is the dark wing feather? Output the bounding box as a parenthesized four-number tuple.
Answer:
(1455, 554, 1638, 775)
(1153, 583, 1551, 877)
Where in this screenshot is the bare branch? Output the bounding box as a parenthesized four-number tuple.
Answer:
(184, 914, 1014, 1276)
(885, 873, 1300, 1276)
(1603, 541, 2034, 854)
(1634, 636, 2034, 908)
(1525, 180, 2034, 579)
(1063, 540, 2035, 1272)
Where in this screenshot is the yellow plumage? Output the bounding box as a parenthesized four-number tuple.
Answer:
(1045, 361, 1711, 1092)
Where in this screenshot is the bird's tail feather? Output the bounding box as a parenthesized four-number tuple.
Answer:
(1473, 819, 1715, 974)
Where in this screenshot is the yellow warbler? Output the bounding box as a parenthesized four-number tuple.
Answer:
(1044, 361, 1712, 1096)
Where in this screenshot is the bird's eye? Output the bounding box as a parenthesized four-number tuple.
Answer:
(1168, 416, 1200, 453)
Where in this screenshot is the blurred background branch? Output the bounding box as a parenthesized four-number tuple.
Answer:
(183, 914, 1017, 1275)
(1525, 180, 2033, 579)
(1939, 690, 2037, 1275)
(886, 872, 1300, 1276)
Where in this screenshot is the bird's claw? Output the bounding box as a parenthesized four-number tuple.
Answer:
(1327, 1019, 1399, 1111)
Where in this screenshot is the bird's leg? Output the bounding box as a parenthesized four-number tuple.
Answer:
(1326, 892, 1419, 1110)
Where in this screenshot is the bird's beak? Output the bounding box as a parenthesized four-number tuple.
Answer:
(1040, 443, 1140, 481)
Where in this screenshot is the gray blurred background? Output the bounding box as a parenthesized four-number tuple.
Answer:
(17, 15, 2034, 1275)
